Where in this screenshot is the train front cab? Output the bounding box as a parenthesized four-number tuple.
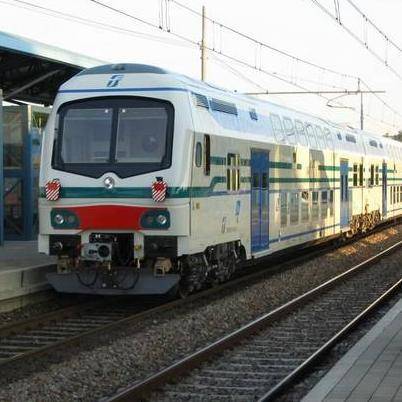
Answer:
(39, 85, 194, 295)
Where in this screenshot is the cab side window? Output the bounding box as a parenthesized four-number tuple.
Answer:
(195, 142, 202, 167)
(204, 134, 210, 176)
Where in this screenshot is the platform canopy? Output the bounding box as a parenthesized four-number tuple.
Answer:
(0, 31, 102, 105)
(0, 31, 103, 245)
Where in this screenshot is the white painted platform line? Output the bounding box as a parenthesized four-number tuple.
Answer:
(302, 297, 402, 402)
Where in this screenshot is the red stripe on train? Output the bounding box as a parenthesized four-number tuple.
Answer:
(66, 205, 150, 230)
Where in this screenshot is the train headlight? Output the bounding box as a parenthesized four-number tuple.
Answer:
(51, 209, 80, 229)
(54, 214, 64, 225)
(140, 209, 170, 229)
(156, 214, 168, 226)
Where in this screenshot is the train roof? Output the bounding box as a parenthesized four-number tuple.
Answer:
(68, 63, 402, 161)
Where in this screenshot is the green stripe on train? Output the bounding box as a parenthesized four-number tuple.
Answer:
(39, 177, 339, 199)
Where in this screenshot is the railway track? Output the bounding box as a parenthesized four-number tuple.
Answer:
(0, 221, 399, 373)
(105, 240, 402, 402)
(0, 236, 336, 369)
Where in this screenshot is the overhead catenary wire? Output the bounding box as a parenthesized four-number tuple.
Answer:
(345, 0, 402, 53)
(2, 0, 194, 48)
(3, 0, 401, 132)
(170, 0, 358, 81)
(310, 0, 402, 82)
(87, 0, 356, 108)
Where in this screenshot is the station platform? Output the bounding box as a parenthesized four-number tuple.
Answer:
(303, 297, 402, 401)
(0, 241, 56, 310)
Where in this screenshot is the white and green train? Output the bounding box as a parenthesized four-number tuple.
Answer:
(39, 63, 402, 295)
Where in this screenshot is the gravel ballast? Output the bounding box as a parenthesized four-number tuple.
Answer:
(0, 225, 402, 401)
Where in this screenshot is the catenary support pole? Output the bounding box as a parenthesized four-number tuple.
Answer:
(358, 78, 364, 130)
(201, 5, 206, 81)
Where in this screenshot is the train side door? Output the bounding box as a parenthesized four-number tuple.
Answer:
(340, 159, 349, 227)
(382, 162, 387, 218)
(251, 150, 269, 252)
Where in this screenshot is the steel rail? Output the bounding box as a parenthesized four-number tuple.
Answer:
(105, 239, 402, 402)
(0, 238, 335, 369)
(0, 219, 399, 370)
(258, 276, 402, 401)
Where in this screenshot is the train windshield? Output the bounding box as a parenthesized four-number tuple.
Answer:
(53, 97, 174, 178)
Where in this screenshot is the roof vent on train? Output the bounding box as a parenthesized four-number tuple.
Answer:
(210, 98, 238, 115)
(192, 93, 209, 109)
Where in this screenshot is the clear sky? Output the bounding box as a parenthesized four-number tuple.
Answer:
(1, 0, 402, 136)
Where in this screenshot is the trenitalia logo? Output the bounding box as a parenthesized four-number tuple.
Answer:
(106, 74, 124, 87)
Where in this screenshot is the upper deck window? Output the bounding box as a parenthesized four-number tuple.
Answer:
(249, 108, 258, 120)
(323, 127, 333, 147)
(295, 120, 308, 146)
(345, 134, 357, 144)
(271, 114, 286, 142)
(305, 123, 317, 148)
(314, 125, 326, 149)
(283, 117, 297, 144)
(53, 97, 174, 179)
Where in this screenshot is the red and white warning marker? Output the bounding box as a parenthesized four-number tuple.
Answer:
(45, 179, 61, 201)
(152, 177, 168, 202)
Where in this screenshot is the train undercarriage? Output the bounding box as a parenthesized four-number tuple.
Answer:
(47, 208, 382, 296)
(46, 233, 244, 296)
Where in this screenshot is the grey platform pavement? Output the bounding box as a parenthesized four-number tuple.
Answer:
(0, 241, 56, 311)
(303, 297, 402, 402)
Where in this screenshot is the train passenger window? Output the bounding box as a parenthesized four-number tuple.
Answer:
(379, 143, 383, 149)
(346, 134, 357, 144)
(359, 164, 364, 186)
(390, 187, 393, 205)
(252, 173, 259, 188)
(262, 173, 268, 189)
(283, 117, 297, 145)
(323, 127, 333, 147)
(204, 135, 211, 176)
(280, 192, 288, 227)
(315, 126, 326, 149)
(312, 191, 319, 220)
(306, 124, 318, 149)
(353, 164, 358, 186)
(290, 193, 299, 225)
(321, 191, 328, 219)
(369, 165, 375, 186)
(249, 108, 258, 120)
(227, 153, 240, 191)
(329, 190, 334, 217)
(369, 140, 378, 148)
(271, 114, 286, 143)
(337, 132, 342, 141)
(393, 186, 397, 204)
(301, 191, 309, 222)
(295, 120, 308, 147)
(195, 142, 202, 167)
(375, 166, 379, 185)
